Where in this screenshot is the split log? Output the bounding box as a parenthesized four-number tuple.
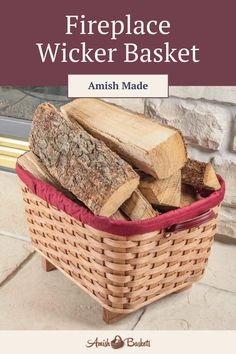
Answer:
(139, 170, 181, 208)
(111, 210, 129, 220)
(63, 99, 187, 179)
(17, 151, 79, 202)
(29, 103, 139, 217)
(182, 159, 220, 190)
(18, 151, 59, 186)
(180, 184, 201, 208)
(121, 189, 157, 220)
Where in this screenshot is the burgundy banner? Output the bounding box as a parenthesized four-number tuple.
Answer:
(0, 0, 235, 85)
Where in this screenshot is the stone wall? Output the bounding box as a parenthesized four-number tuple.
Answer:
(104, 87, 236, 240)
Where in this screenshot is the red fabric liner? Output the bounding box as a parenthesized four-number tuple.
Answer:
(16, 162, 225, 236)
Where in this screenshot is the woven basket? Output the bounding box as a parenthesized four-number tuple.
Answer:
(17, 163, 225, 323)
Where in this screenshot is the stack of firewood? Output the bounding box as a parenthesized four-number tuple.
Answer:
(18, 99, 221, 221)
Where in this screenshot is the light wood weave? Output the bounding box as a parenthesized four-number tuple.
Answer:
(21, 182, 218, 314)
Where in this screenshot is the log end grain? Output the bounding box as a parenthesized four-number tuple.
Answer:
(100, 178, 139, 216)
(121, 189, 157, 220)
(139, 170, 181, 208)
(149, 130, 187, 179)
(204, 163, 221, 190)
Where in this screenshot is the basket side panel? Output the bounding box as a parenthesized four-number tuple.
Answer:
(20, 182, 219, 314)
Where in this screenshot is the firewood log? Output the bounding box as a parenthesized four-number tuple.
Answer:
(180, 184, 201, 207)
(121, 189, 157, 220)
(18, 151, 58, 185)
(182, 159, 220, 190)
(17, 151, 77, 201)
(139, 170, 181, 208)
(63, 99, 187, 179)
(111, 210, 129, 220)
(29, 103, 139, 217)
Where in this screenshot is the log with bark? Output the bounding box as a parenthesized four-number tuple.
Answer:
(22, 100, 220, 223)
(139, 170, 181, 208)
(121, 189, 157, 220)
(18, 152, 140, 216)
(62, 99, 187, 179)
(29, 103, 139, 217)
(182, 159, 220, 191)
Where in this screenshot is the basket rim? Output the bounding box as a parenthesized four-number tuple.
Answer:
(16, 161, 225, 236)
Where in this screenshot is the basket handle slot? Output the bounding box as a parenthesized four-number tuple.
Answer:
(165, 209, 216, 237)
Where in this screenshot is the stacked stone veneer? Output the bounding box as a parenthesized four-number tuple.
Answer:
(104, 87, 236, 240)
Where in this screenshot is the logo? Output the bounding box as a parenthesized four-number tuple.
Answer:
(86, 334, 151, 349)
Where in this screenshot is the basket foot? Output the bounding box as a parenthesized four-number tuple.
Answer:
(103, 308, 126, 324)
(41, 257, 56, 272)
(174, 284, 192, 294)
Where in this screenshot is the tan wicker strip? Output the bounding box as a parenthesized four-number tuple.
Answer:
(21, 182, 218, 315)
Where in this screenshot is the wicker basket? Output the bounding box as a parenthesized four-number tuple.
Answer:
(17, 163, 225, 324)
